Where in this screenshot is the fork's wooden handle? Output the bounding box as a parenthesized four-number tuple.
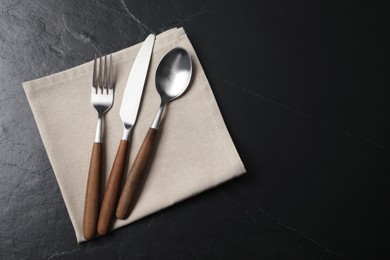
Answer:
(97, 140, 128, 236)
(116, 128, 158, 219)
(83, 142, 102, 240)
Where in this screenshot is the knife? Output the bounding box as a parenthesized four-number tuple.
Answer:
(97, 34, 155, 236)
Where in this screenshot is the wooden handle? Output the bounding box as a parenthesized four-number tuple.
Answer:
(97, 140, 129, 235)
(83, 142, 102, 240)
(116, 128, 158, 219)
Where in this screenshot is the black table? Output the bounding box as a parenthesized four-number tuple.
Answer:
(1, 1, 388, 259)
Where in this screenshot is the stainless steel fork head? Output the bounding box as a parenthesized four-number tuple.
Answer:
(92, 54, 114, 115)
(92, 54, 114, 142)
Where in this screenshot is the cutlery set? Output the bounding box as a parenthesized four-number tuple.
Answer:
(83, 34, 192, 240)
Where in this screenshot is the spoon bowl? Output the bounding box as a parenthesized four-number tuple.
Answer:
(156, 48, 192, 103)
(151, 48, 192, 129)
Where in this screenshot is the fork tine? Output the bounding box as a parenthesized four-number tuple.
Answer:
(92, 53, 97, 94)
(109, 54, 113, 90)
(104, 54, 108, 94)
(99, 56, 103, 94)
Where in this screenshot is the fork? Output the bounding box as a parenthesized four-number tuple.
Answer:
(83, 54, 114, 240)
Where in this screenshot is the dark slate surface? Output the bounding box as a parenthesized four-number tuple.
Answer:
(1, 0, 389, 259)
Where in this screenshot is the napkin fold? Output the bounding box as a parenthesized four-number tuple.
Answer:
(23, 27, 245, 243)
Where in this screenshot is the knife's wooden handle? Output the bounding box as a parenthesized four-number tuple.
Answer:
(116, 128, 158, 219)
(97, 140, 128, 236)
(83, 142, 102, 240)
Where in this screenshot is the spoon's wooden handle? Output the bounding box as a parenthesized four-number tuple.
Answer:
(116, 128, 158, 219)
(83, 142, 102, 240)
(97, 140, 128, 236)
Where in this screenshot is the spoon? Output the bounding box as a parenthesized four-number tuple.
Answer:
(116, 47, 192, 219)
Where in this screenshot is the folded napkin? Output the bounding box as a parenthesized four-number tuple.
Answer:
(23, 27, 245, 243)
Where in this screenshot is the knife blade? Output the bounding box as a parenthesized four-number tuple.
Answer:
(120, 33, 155, 138)
(97, 34, 155, 236)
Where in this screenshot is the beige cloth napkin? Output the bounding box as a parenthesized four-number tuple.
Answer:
(23, 27, 246, 243)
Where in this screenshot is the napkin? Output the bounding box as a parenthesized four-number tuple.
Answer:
(23, 27, 246, 243)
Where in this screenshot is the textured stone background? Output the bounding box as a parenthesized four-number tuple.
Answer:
(0, 0, 389, 259)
